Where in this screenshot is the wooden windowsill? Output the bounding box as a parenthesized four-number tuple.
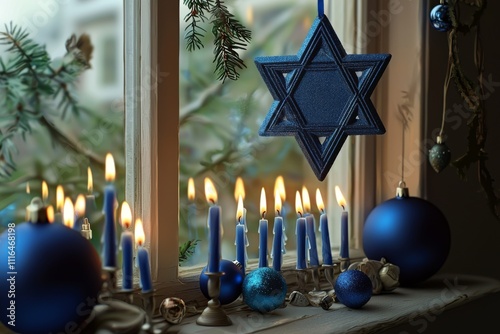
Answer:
(166, 273, 500, 334)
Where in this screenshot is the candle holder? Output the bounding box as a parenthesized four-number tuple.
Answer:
(308, 266, 323, 295)
(196, 271, 232, 326)
(139, 291, 170, 334)
(339, 257, 350, 272)
(295, 269, 309, 293)
(102, 267, 118, 293)
(322, 264, 337, 292)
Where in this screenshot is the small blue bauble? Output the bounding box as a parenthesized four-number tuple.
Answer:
(242, 267, 287, 313)
(334, 270, 372, 309)
(200, 259, 244, 305)
(430, 4, 452, 32)
(363, 190, 451, 286)
(0, 221, 102, 334)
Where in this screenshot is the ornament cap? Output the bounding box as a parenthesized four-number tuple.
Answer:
(436, 135, 444, 144)
(26, 197, 43, 223)
(396, 181, 409, 198)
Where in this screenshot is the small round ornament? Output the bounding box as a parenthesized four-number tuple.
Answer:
(159, 297, 186, 325)
(199, 259, 244, 305)
(429, 136, 451, 173)
(334, 270, 372, 309)
(242, 267, 287, 313)
(363, 184, 451, 286)
(430, 3, 452, 32)
(0, 207, 102, 334)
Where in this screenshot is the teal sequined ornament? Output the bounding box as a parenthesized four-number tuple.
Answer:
(429, 136, 451, 173)
(242, 268, 287, 313)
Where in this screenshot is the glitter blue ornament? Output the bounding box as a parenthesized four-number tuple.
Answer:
(200, 259, 244, 305)
(0, 220, 102, 334)
(363, 185, 451, 286)
(242, 267, 287, 313)
(255, 14, 391, 181)
(334, 270, 372, 309)
(430, 4, 452, 32)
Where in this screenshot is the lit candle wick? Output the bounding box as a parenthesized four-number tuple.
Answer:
(261, 211, 266, 219)
(276, 209, 281, 216)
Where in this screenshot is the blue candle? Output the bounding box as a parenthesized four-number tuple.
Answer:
(135, 218, 153, 292)
(272, 192, 284, 271)
(302, 187, 319, 267)
(316, 189, 333, 266)
(258, 188, 268, 268)
(274, 176, 288, 243)
(103, 153, 117, 268)
(295, 191, 307, 270)
(120, 201, 134, 290)
(335, 186, 349, 259)
(316, 189, 333, 265)
(235, 195, 247, 274)
(205, 178, 221, 273)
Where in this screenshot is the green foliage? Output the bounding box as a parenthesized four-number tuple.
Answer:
(178, 239, 200, 266)
(0, 23, 91, 178)
(182, 0, 252, 82)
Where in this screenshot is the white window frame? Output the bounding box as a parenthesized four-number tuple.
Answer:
(124, 0, 422, 301)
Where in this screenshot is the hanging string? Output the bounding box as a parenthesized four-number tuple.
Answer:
(438, 30, 454, 139)
(318, 0, 324, 17)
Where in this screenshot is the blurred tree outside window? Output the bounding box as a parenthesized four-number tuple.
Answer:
(0, 0, 125, 253)
(179, 0, 330, 267)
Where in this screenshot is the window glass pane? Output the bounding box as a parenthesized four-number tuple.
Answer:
(179, 1, 329, 267)
(0, 0, 124, 253)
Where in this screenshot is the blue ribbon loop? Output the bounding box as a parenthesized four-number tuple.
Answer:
(318, 0, 324, 17)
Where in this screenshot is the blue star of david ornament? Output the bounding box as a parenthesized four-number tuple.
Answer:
(255, 15, 391, 181)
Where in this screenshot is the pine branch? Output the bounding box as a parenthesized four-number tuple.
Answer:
(178, 239, 200, 265)
(211, 0, 252, 81)
(182, 0, 252, 82)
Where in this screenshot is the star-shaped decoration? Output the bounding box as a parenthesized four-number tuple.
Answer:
(255, 15, 391, 181)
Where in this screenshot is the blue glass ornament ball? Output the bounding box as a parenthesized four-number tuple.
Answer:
(242, 267, 287, 313)
(363, 195, 451, 286)
(334, 270, 372, 309)
(0, 222, 102, 334)
(430, 4, 452, 32)
(199, 259, 244, 305)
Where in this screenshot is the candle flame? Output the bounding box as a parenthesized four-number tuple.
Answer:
(275, 191, 282, 216)
(260, 187, 267, 218)
(135, 218, 145, 246)
(105, 153, 116, 182)
(75, 194, 86, 217)
(301, 186, 311, 213)
(316, 188, 325, 213)
(335, 186, 346, 210)
(204, 178, 218, 204)
(26, 182, 30, 194)
(236, 195, 244, 223)
(121, 201, 132, 229)
(274, 176, 286, 201)
(234, 177, 245, 201)
(56, 185, 64, 212)
(42, 180, 48, 201)
(295, 191, 303, 217)
(46, 205, 55, 223)
(63, 197, 74, 228)
(88, 167, 93, 193)
(188, 177, 195, 201)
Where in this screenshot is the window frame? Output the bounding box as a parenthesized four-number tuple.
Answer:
(123, 0, 408, 300)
